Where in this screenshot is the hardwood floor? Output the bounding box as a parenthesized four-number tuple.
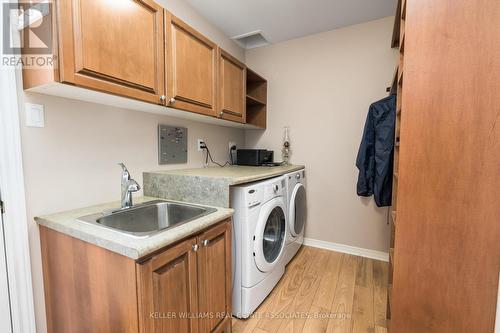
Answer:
(232, 246, 389, 333)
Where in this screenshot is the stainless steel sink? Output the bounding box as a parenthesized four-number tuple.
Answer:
(78, 200, 216, 238)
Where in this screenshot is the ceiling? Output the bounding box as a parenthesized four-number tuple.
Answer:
(186, 0, 397, 48)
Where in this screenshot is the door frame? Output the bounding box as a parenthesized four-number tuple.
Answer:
(0, 63, 37, 333)
(0, 192, 13, 333)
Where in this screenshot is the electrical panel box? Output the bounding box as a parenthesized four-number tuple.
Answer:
(158, 125, 187, 165)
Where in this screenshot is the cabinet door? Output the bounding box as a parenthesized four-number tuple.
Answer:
(165, 12, 218, 117)
(58, 0, 165, 104)
(137, 237, 199, 333)
(218, 49, 246, 123)
(197, 221, 232, 333)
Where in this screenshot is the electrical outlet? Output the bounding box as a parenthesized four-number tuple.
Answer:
(197, 139, 205, 151)
(229, 141, 237, 165)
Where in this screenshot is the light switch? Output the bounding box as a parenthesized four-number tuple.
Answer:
(25, 103, 45, 128)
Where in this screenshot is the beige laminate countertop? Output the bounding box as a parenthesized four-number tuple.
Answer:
(146, 165, 305, 184)
(143, 165, 305, 208)
(35, 196, 233, 260)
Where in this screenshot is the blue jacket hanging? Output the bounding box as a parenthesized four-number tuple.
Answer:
(356, 94, 396, 207)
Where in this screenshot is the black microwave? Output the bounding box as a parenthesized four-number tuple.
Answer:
(236, 149, 274, 166)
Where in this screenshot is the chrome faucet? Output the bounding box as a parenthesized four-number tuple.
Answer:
(118, 163, 140, 209)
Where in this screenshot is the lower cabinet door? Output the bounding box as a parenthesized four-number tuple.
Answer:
(137, 236, 199, 333)
(197, 221, 232, 333)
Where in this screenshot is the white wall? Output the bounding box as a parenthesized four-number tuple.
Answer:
(245, 17, 398, 252)
(18, 1, 244, 332)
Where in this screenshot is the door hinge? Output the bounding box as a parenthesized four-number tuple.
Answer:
(0, 200, 4, 214)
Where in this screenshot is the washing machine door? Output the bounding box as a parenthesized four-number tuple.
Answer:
(253, 198, 287, 272)
(289, 183, 307, 237)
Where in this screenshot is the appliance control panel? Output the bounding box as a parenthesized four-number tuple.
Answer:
(246, 188, 263, 208)
(264, 179, 284, 197)
(289, 170, 306, 181)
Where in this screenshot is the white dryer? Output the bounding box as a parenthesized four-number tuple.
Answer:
(284, 169, 307, 265)
(231, 176, 288, 318)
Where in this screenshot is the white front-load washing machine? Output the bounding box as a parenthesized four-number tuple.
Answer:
(284, 169, 307, 265)
(231, 175, 288, 318)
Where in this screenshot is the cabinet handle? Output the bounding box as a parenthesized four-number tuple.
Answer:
(202, 239, 210, 247)
(169, 98, 176, 104)
(192, 244, 199, 252)
(160, 95, 166, 102)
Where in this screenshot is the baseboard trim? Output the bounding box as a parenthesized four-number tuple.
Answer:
(303, 238, 389, 262)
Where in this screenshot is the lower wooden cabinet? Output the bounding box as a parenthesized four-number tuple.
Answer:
(138, 221, 232, 333)
(138, 236, 200, 333)
(40, 219, 232, 333)
(197, 222, 232, 332)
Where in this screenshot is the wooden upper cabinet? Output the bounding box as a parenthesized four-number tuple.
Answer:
(218, 49, 246, 123)
(22, 1, 268, 127)
(165, 12, 218, 116)
(137, 237, 199, 333)
(197, 222, 232, 333)
(58, 0, 165, 104)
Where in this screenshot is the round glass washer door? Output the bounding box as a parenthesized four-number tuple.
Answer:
(253, 198, 287, 272)
(289, 183, 307, 237)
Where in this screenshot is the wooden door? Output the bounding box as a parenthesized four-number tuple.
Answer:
(218, 49, 246, 123)
(391, 0, 500, 332)
(137, 237, 199, 333)
(58, 0, 165, 104)
(197, 221, 232, 333)
(165, 12, 218, 117)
